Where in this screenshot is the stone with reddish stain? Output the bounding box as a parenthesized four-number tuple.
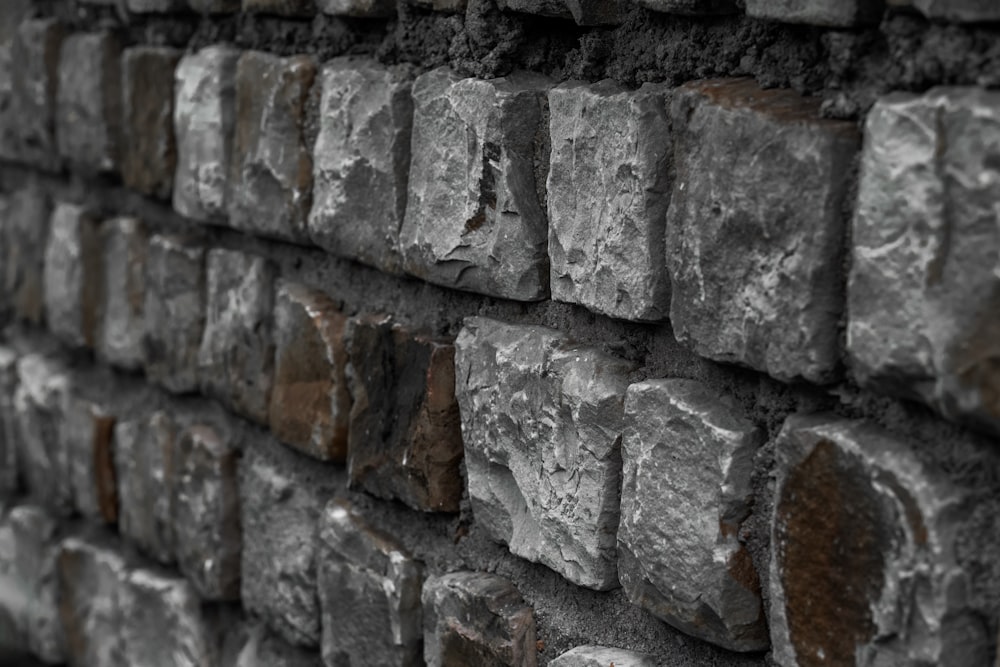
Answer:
(770, 414, 991, 667)
(346, 315, 464, 513)
(0, 184, 50, 324)
(242, 0, 317, 15)
(744, 0, 884, 26)
(0, 348, 18, 499)
(618, 379, 768, 652)
(98, 218, 148, 371)
(548, 645, 656, 667)
(422, 571, 537, 667)
(848, 88, 1000, 437)
(63, 395, 118, 524)
(122, 47, 182, 199)
(634, 0, 737, 14)
(43, 204, 103, 350)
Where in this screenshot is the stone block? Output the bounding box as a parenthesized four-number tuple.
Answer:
(98, 217, 148, 371)
(454, 317, 634, 590)
(126, 0, 188, 11)
(769, 415, 990, 667)
(198, 248, 276, 425)
(234, 625, 324, 667)
(848, 88, 1000, 435)
(188, 0, 241, 12)
(122, 47, 182, 199)
(618, 380, 768, 652)
(317, 499, 424, 667)
(0, 184, 50, 324)
(632, 0, 737, 14)
(495, 0, 571, 18)
(422, 572, 536, 667)
(0, 0, 31, 46)
(316, 0, 394, 16)
(547, 81, 671, 321)
(744, 0, 885, 26)
(309, 58, 413, 272)
(0, 348, 19, 500)
(346, 315, 464, 512)
(666, 79, 858, 383)
(63, 395, 118, 524)
(907, 0, 1000, 22)
(549, 646, 655, 667)
(400, 68, 551, 301)
(229, 51, 316, 243)
(43, 203, 103, 349)
(173, 46, 240, 223)
(242, 0, 317, 16)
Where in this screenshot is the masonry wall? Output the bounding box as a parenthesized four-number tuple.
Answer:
(1, 0, 999, 666)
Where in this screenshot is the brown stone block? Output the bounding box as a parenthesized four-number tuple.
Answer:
(63, 396, 118, 524)
(122, 47, 182, 199)
(43, 203, 104, 350)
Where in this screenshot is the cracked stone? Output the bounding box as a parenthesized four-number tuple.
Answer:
(63, 395, 118, 524)
(14, 355, 71, 515)
(549, 646, 655, 667)
(0, 184, 50, 325)
(122, 47, 182, 199)
(98, 217, 148, 371)
(43, 203, 103, 349)
(744, 0, 885, 26)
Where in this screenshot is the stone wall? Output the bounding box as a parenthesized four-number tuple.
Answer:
(1, 0, 999, 665)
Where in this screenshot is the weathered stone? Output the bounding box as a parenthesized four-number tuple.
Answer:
(618, 380, 768, 652)
(56, 32, 122, 173)
(43, 204, 103, 349)
(0, 0, 31, 45)
(188, 0, 241, 13)
(229, 51, 316, 243)
(346, 315, 464, 512)
(666, 79, 858, 383)
(744, 0, 884, 26)
(0, 184, 50, 324)
(172, 46, 239, 223)
(455, 317, 634, 590)
(422, 572, 536, 667)
(126, 0, 188, 11)
(0, 348, 19, 499)
(242, 0, 317, 16)
(269, 281, 350, 462)
(548, 646, 656, 667)
(848, 88, 1000, 436)
(316, 0, 393, 16)
(907, 0, 1000, 22)
(234, 625, 324, 667)
(14, 355, 71, 515)
(308, 58, 413, 272)
(63, 395, 117, 524)
(400, 68, 551, 301)
(98, 217, 148, 370)
(143, 234, 206, 394)
(122, 47, 182, 199)
(317, 499, 424, 667)
(198, 248, 275, 425)
(547, 81, 671, 321)
(632, 0, 737, 14)
(770, 415, 990, 667)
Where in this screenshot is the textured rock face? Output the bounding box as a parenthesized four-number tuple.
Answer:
(242, 0, 316, 15)
(548, 646, 656, 667)
(744, 0, 885, 26)
(634, 0, 737, 13)
(309, 58, 413, 273)
(0, 348, 18, 499)
(98, 217, 148, 371)
(455, 317, 634, 590)
(43, 204, 103, 349)
(618, 380, 767, 652)
(666, 79, 858, 383)
(122, 47, 182, 199)
(14, 355, 71, 515)
(173, 46, 239, 223)
(400, 69, 551, 301)
(346, 316, 464, 512)
(848, 88, 1000, 436)
(1, 185, 50, 324)
(316, 0, 394, 16)
(547, 81, 671, 321)
(63, 396, 118, 524)
(770, 415, 990, 667)
(317, 499, 424, 667)
(229, 51, 316, 243)
(422, 572, 537, 667)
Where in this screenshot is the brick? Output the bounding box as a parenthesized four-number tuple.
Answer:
(455, 317, 634, 590)
(346, 315, 464, 512)
(0, 347, 19, 499)
(618, 380, 768, 652)
(547, 81, 671, 321)
(308, 58, 413, 272)
(549, 646, 655, 667)
(98, 217, 148, 371)
(188, 0, 242, 12)
(400, 68, 551, 301)
(229, 51, 316, 243)
(172, 45, 240, 223)
(269, 281, 350, 462)
(235, 625, 324, 667)
(633, 0, 737, 14)
(316, 0, 394, 16)
(848, 88, 1000, 435)
(56, 32, 122, 173)
(666, 79, 858, 383)
(198, 248, 276, 425)
(906, 0, 1000, 22)
(422, 572, 536, 667)
(0, 184, 50, 324)
(63, 395, 118, 524)
(243, 0, 317, 16)
(769, 415, 990, 666)
(317, 499, 424, 667)
(122, 47, 182, 199)
(126, 0, 188, 11)
(43, 203, 103, 349)
(745, 0, 884, 26)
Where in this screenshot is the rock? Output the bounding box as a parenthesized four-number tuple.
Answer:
(122, 47, 182, 199)
(316, 499, 424, 667)
(308, 58, 413, 272)
(229, 51, 316, 243)
(422, 572, 536, 667)
(666, 79, 858, 383)
(62, 395, 118, 524)
(548, 646, 656, 667)
(547, 81, 672, 321)
(316, 0, 394, 16)
(242, 0, 317, 16)
(454, 317, 634, 590)
(400, 68, 551, 301)
(0, 348, 18, 499)
(43, 203, 103, 349)
(0, 184, 50, 324)
(633, 0, 737, 14)
(233, 625, 324, 667)
(847, 88, 1000, 436)
(618, 380, 768, 652)
(188, 0, 241, 12)
(908, 0, 1000, 21)
(97, 217, 148, 371)
(346, 315, 464, 513)
(125, 0, 188, 11)
(744, 0, 885, 26)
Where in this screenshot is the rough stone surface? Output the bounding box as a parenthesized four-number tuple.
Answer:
(563, 0, 624, 24)
(317, 0, 394, 16)
(242, 0, 317, 16)
(455, 317, 634, 590)
(229, 51, 316, 244)
(633, 0, 737, 14)
(422, 572, 536, 667)
(0, 184, 50, 325)
(173, 46, 240, 223)
(666, 78, 858, 384)
(548, 645, 656, 667)
(126, 0, 188, 11)
(98, 217, 148, 371)
(122, 47, 182, 199)
(63, 395, 118, 524)
(233, 625, 323, 667)
(188, 0, 241, 12)
(317, 499, 424, 667)
(269, 281, 350, 462)
(14, 355, 71, 515)
(547, 81, 672, 321)
(744, 0, 885, 26)
(494, 0, 571, 18)
(43, 203, 103, 349)
(891, 0, 998, 22)
(400, 68, 551, 301)
(848, 88, 1000, 436)
(618, 380, 768, 652)
(770, 414, 990, 667)
(0, 348, 18, 499)
(346, 315, 464, 513)
(198, 248, 276, 425)
(308, 58, 413, 273)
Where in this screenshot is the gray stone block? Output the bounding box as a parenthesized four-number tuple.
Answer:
(0, 348, 18, 500)
(98, 217, 148, 371)
(745, 0, 885, 26)
(907, 0, 1000, 22)
(547, 81, 671, 321)
(0, 184, 50, 325)
(495, 0, 571, 18)
(400, 68, 551, 301)
(233, 625, 323, 667)
(618, 380, 768, 652)
(632, 0, 737, 14)
(242, 0, 317, 15)
(549, 646, 655, 667)
(455, 317, 634, 590)
(122, 47, 182, 199)
(43, 203, 103, 349)
(317, 0, 394, 16)
(63, 395, 118, 524)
